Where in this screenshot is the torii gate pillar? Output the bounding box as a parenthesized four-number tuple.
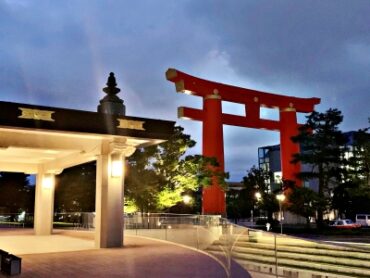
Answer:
(167, 68, 320, 215)
(280, 109, 301, 183)
(202, 92, 226, 214)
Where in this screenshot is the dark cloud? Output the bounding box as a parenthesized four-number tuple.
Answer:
(0, 1, 369, 180)
(185, 0, 370, 130)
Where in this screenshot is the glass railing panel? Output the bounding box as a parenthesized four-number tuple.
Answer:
(123, 213, 230, 276)
(163, 225, 199, 248)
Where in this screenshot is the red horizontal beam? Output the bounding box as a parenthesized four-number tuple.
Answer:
(178, 107, 281, 131)
(178, 107, 203, 121)
(166, 68, 320, 113)
(222, 113, 280, 131)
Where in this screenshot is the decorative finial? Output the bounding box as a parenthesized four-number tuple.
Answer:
(97, 72, 125, 116)
(103, 72, 121, 96)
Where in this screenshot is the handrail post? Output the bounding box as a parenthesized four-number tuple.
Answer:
(274, 234, 278, 278)
(196, 226, 199, 249)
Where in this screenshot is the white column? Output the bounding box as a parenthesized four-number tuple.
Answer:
(34, 168, 55, 235)
(95, 140, 135, 248)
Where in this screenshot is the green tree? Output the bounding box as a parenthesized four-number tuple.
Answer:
(348, 122, 370, 187)
(346, 186, 370, 218)
(333, 119, 370, 218)
(241, 166, 278, 223)
(125, 146, 161, 212)
(152, 126, 197, 210)
(226, 188, 249, 223)
(0, 172, 34, 213)
(125, 126, 228, 212)
(292, 108, 347, 228)
(157, 154, 228, 210)
(54, 162, 96, 212)
(287, 186, 319, 228)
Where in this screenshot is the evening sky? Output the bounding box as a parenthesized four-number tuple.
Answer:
(1, 1, 369, 181)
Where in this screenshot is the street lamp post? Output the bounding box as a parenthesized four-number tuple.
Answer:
(254, 192, 262, 224)
(276, 193, 285, 234)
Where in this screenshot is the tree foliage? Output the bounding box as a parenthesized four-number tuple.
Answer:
(332, 119, 370, 218)
(241, 166, 279, 223)
(54, 162, 96, 212)
(124, 146, 159, 212)
(287, 186, 319, 227)
(125, 126, 228, 212)
(0, 172, 34, 213)
(347, 121, 370, 187)
(292, 109, 348, 227)
(226, 187, 251, 223)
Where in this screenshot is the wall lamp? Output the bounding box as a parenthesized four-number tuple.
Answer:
(42, 175, 54, 189)
(111, 153, 123, 177)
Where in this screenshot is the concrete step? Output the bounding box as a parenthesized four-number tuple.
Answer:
(229, 241, 370, 260)
(231, 246, 370, 269)
(233, 258, 360, 278)
(216, 237, 370, 256)
(218, 250, 370, 278)
(208, 235, 370, 278)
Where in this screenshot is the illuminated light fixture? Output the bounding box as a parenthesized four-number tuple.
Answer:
(182, 195, 192, 204)
(255, 192, 262, 201)
(111, 154, 123, 177)
(182, 90, 193, 95)
(276, 193, 286, 234)
(179, 116, 192, 120)
(42, 175, 54, 189)
(43, 149, 59, 154)
(276, 193, 286, 202)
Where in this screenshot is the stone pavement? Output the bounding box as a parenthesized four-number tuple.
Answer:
(0, 229, 249, 277)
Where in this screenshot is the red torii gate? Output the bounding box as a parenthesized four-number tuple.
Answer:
(166, 68, 320, 215)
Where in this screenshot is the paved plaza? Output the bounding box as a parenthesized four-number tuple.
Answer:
(0, 229, 249, 277)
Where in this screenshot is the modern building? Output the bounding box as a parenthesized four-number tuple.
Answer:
(258, 131, 370, 222)
(258, 144, 282, 190)
(258, 131, 369, 190)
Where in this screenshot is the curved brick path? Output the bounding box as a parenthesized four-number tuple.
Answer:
(0, 230, 249, 278)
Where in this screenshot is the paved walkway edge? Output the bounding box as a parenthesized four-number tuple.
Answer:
(131, 235, 230, 277)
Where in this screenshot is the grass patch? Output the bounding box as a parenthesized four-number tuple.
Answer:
(53, 222, 76, 228)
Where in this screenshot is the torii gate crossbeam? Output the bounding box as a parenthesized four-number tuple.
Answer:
(166, 68, 320, 215)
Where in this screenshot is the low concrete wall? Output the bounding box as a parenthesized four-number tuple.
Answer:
(125, 225, 222, 250)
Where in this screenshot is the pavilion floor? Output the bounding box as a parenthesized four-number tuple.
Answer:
(0, 228, 248, 278)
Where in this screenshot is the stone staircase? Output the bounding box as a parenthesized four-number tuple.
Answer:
(206, 233, 370, 278)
